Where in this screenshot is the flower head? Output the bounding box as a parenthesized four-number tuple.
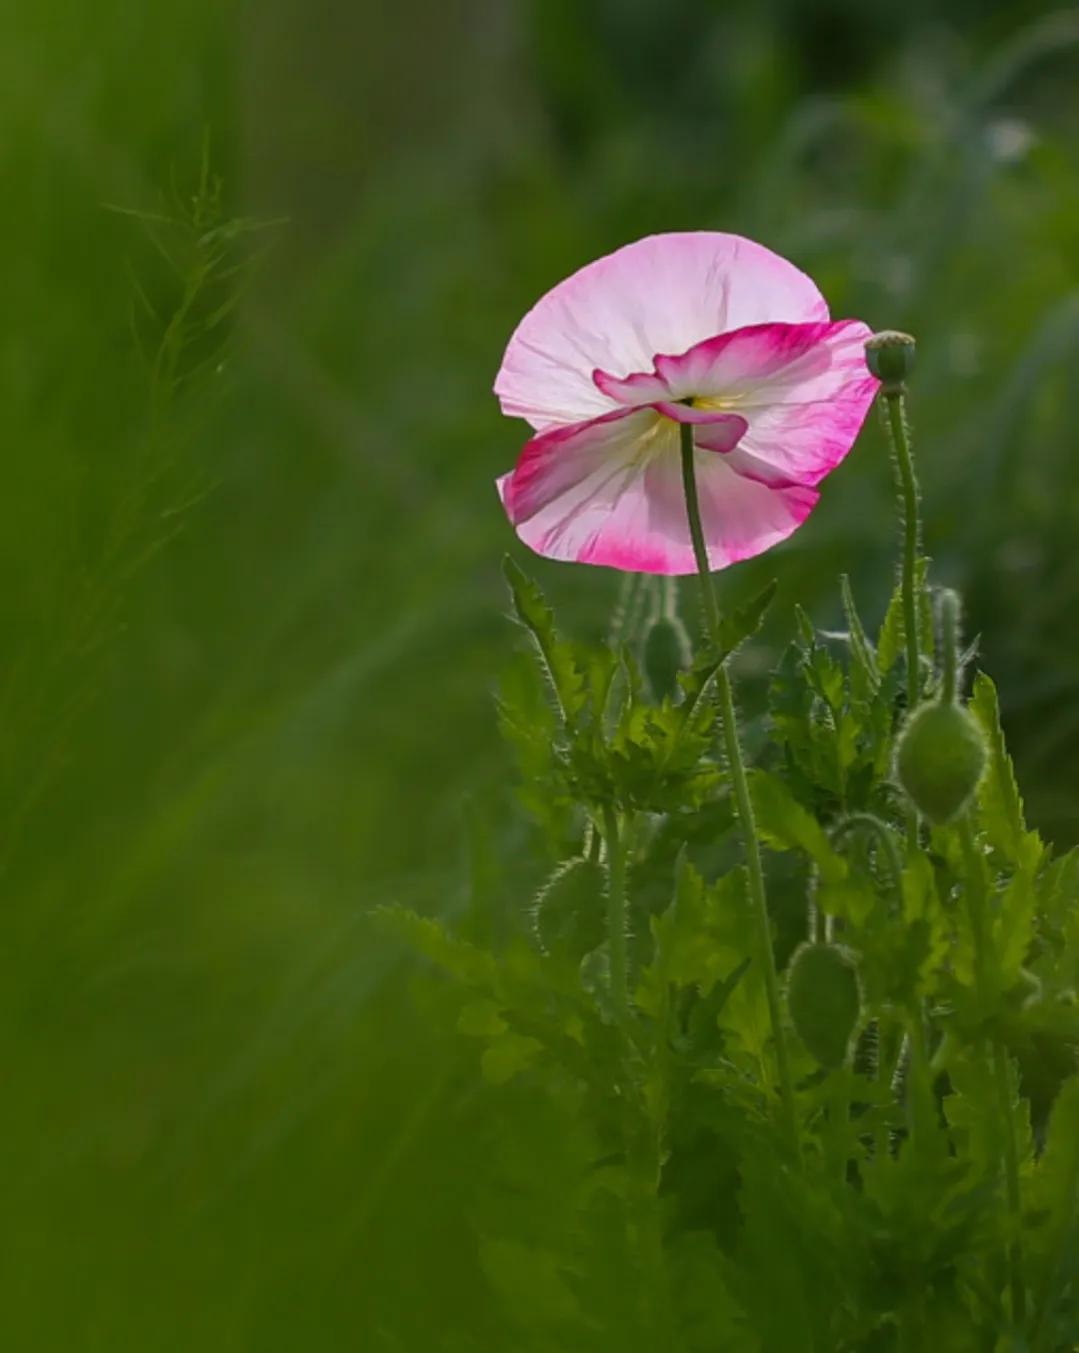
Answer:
(494, 232, 879, 574)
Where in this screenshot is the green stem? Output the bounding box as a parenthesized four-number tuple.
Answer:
(678, 423, 798, 1156)
(940, 589, 960, 705)
(882, 391, 922, 846)
(830, 813, 904, 906)
(679, 425, 721, 640)
(958, 815, 1026, 1327)
(906, 1008, 935, 1148)
(827, 1069, 849, 1186)
(602, 802, 630, 1028)
(993, 1038, 1027, 1328)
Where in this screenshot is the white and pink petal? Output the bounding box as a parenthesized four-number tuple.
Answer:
(494, 232, 830, 432)
(498, 406, 818, 575)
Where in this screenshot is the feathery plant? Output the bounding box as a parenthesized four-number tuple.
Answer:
(381, 332, 1079, 1351)
(0, 152, 273, 880)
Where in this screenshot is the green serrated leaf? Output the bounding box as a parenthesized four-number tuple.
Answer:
(457, 998, 508, 1038)
(992, 865, 1037, 991)
(969, 672, 1043, 871)
(636, 860, 752, 1016)
(748, 770, 848, 883)
(717, 578, 778, 657)
(816, 875, 876, 926)
(840, 573, 880, 693)
(878, 557, 931, 677)
(372, 905, 499, 986)
(1027, 1078, 1079, 1316)
(481, 1031, 545, 1085)
(502, 555, 587, 727)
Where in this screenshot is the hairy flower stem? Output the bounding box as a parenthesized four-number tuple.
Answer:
(958, 814, 1026, 1326)
(679, 423, 798, 1156)
(882, 391, 922, 847)
(602, 802, 630, 1028)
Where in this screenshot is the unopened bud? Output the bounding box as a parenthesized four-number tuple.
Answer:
(866, 330, 916, 393)
(531, 857, 605, 958)
(787, 942, 862, 1069)
(642, 614, 691, 703)
(896, 701, 987, 825)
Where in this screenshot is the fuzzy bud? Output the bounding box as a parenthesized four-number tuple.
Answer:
(787, 942, 862, 1069)
(642, 614, 691, 703)
(531, 857, 605, 958)
(865, 330, 916, 393)
(896, 701, 987, 825)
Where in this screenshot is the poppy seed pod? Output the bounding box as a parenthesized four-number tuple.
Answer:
(787, 942, 862, 1069)
(642, 613, 691, 703)
(865, 330, 916, 393)
(896, 701, 987, 825)
(531, 857, 606, 959)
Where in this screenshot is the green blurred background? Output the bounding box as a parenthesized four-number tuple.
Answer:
(4, 1, 1079, 1346)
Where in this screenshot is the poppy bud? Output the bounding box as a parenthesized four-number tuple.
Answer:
(531, 857, 606, 958)
(787, 942, 862, 1069)
(896, 701, 987, 825)
(642, 613, 691, 703)
(865, 330, 916, 393)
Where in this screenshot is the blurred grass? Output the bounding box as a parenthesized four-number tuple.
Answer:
(4, 0, 1079, 1347)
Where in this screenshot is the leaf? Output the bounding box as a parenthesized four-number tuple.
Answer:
(481, 1032, 545, 1085)
(457, 998, 508, 1038)
(992, 865, 1037, 991)
(877, 557, 931, 677)
(877, 570, 905, 676)
(969, 672, 1043, 871)
(1027, 1079, 1079, 1313)
(816, 875, 876, 926)
(716, 578, 778, 658)
(748, 770, 848, 883)
(373, 905, 499, 986)
(479, 1238, 583, 1326)
(840, 573, 880, 693)
(502, 555, 587, 727)
(636, 859, 752, 1017)
(943, 1046, 1032, 1194)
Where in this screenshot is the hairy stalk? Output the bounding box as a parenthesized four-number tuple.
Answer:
(679, 423, 798, 1155)
(831, 813, 904, 905)
(602, 803, 630, 1028)
(993, 1039, 1027, 1327)
(940, 589, 960, 705)
(827, 1070, 849, 1186)
(882, 391, 922, 845)
(958, 815, 1026, 1326)
(905, 1007, 935, 1148)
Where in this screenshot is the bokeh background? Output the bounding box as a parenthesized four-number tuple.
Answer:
(4, 1, 1079, 1347)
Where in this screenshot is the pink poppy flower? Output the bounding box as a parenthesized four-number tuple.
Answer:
(494, 232, 879, 574)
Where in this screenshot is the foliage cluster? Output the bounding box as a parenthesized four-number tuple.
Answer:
(384, 465, 1079, 1349)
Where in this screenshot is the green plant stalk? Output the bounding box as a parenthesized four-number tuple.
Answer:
(905, 1007, 935, 1148)
(827, 1069, 849, 1186)
(882, 391, 922, 845)
(679, 423, 798, 1155)
(602, 802, 630, 1028)
(992, 1037, 1027, 1328)
(958, 815, 1026, 1326)
(940, 590, 959, 704)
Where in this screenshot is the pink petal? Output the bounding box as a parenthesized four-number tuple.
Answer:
(651, 404, 748, 441)
(498, 406, 817, 575)
(494, 233, 830, 432)
(592, 368, 672, 404)
(656, 319, 879, 487)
